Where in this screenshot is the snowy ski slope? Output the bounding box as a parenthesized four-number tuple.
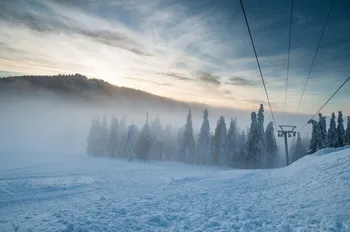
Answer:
(0, 148, 349, 232)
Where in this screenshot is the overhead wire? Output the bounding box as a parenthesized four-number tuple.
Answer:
(239, 0, 277, 128)
(284, 0, 294, 113)
(296, 0, 335, 112)
(299, 75, 350, 132)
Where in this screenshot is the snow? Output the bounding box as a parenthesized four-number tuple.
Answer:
(0, 148, 349, 232)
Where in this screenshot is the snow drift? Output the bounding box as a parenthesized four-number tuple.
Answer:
(0, 148, 349, 231)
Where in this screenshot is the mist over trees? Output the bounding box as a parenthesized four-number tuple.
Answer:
(87, 104, 286, 169)
(84, 101, 350, 168)
(1, 75, 347, 165)
(289, 110, 350, 162)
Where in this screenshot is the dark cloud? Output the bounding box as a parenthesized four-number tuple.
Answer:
(157, 72, 193, 81)
(194, 71, 221, 85)
(226, 76, 258, 86)
(222, 90, 232, 95)
(47, 0, 85, 7)
(127, 77, 173, 87)
(76, 30, 151, 56)
(243, 99, 277, 108)
(0, 1, 150, 56)
(174, 62, 188, 69)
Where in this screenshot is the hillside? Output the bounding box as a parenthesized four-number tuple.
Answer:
(0, 74, 201, 110)
(0, 147, 349, 231)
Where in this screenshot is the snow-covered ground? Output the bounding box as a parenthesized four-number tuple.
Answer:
(0, 148, 349, 232)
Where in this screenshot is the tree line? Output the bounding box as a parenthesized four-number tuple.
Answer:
(305, 112, 350, 154)
(87, 106, 350, 168)
(87, 104, 281, 169)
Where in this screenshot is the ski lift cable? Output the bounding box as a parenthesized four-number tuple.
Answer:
(239, 0, 277, 128)
(299, 75, 350, 132)
(296, 0, 335, 112)
(284, 0, 294, 114)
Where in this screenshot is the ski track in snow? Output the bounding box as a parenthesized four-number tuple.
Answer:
(0, 148, 349, 232)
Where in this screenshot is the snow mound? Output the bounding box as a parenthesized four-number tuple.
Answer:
(311, 145, 350, 156)
(0, 148, 349, 231)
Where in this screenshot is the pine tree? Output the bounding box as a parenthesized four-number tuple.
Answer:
(100, 116, 109, 156)
(257, 104, 266, 164)
(163, 124, 176, 160)
(292, 132, 306, 162)
(151, 117, 163, 138)
(150, 117, 164, 160)
(265, 121, 278, 168)
(246, 105, 265, 168)
(227, 118, 238, 165)
(345, 116, 350, 145)
(108, 117, 119, 157)
(177, 126, 185, 161)
(328, 113, 337, 148)
(308, 119, 323, 154)
(213, 116, 227, 166)
(87, 119, 99, 156)
(182, 110, 195, 164)
(236, 130, 247, 167)
(247, 112, 260, 168)
(196, 109, 212, 165)
(318, 113, 327, 147)
(119, 116, 127, 156)
(337, 111, 345, 147)
(126, 124, 138, 161)
(136, 113, 152, 161)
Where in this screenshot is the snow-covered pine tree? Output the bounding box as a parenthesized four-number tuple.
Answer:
(328, 113, 337, 148)
(308, 119, 323, 154)
(292, 132, 306, 162)
(227, 118, 238, 166)
(318, 113, 327, 147)
(136, 113, 152, 161)
(176, 126, 184, 161)
(196, 109, 212, 165)
(118, 116, 127, 157)
(257, 104, 266, 165)
(101, 116, 109, 156)
(247, 112, 260, 168)
(163, 124, 176, 160)
(337, 111, 345, 147)
(151, 117, 163, 137)
(150, 117, 164, 160)
(345, 116, 350, 145)
(87, 118, 99, 156)
(236, 130, 247, 168)
(265, 121, 278, 168)
(182, 110, 195, 164)
(126, 124, 138, 161)
(108, 117, 119, 157)
(213, 116, 227, 166)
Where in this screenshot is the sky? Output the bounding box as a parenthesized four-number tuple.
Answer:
(0, 0, 349, 115)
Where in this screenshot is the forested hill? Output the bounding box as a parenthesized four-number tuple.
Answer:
(0, 74, 198, 109)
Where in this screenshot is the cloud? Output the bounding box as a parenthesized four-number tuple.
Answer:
(0, 1, 150, 57)
(222, 90, 232, 95)
(243, 99, 278, 108)
(157, 72, 193, 81)
(294, 11, 311, 26)
(126, 77, 173, 87)
(194, 71, 221, 85)
(226, 76, 259, 86)
(0, 0, 349, 113)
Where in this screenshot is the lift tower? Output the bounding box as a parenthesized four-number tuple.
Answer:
(278, 125, 296, 166)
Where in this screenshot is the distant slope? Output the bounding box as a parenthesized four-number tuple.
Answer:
(0, 74, 205, 110)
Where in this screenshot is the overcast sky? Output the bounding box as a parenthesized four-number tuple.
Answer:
(0, 0, 349, 115)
